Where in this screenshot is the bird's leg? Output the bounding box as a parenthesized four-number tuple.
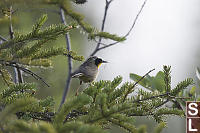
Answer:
(75, 81, 82, 96)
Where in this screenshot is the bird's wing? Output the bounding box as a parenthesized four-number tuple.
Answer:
(71, 72, 84, 78)
(71, 68, 85, 78)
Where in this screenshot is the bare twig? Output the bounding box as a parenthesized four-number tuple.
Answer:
(124, 0, 147, 38)
(90, 0, 113, 56)
(0, 60, 50, 87)
(94, 39, 108, 46)
(0, 35, 8, 42)
(59, 7, 73, 110)
(14, 64, 50, 87)
(122, 68, 155, 102)
(132, 68, 155, 88)
(8, 6, 23, 84)
(91, 0, 148, 56)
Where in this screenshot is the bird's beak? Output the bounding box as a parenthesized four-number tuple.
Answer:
(102, 60, 108, 63)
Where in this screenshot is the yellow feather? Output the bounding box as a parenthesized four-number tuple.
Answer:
(98, 63, 102, 68)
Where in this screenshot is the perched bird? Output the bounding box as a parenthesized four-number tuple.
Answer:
(71, 56, 108, 95)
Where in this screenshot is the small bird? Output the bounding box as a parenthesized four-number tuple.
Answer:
(71, 56, 108, 95)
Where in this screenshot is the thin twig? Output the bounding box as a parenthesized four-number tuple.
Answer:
(90, 0, 113, 56)
(14, 64, 50, 87)
(122, 68, 155, 102)
(59, 7, 73, 111)
(0, 35, 8, 42)
(91, 0, 148, 55)
(0, 60, 50, 87)
(124, 0, 147, 38)
(132, 69, 155, 88)
(94, 39, 107, 46)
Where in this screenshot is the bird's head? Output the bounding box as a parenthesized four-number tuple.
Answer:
(89, 56, 108, 68)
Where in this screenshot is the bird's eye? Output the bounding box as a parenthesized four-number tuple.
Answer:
(97, 58, 102, 63)
(95, 58, 102, 66)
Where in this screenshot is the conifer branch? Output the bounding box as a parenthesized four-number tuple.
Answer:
(163, 66, 171, 93)
(133, 92, 191, 104)
(122, 68, 155, 102)
(0, 70, 10, 86)
(8, 6, 23, 84)
(0, 24, 75, 50)
(133, 92, 170, 103)
(13, 64, 50, 87)
(0, 35, 7, 42)
(0, 60, 50, 87)
(59, 7, 73, 110)
(13, 110, 88, 123)
(91, 0, 148, 55)
(20, 8, 59, 14)
(154, 100, 169, 109)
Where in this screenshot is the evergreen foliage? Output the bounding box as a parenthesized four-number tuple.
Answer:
(0, 65, 197, 133)
(0, 13, 83, 86)
(0, 1, 198, 133)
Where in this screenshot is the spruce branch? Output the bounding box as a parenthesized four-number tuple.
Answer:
(122, 68, 155, 102)
(133, 92, 170, 103)
(170, 78, 193, 96)
(8, 6, 23, 84)
(133, 91, 191, 104)
(0, 24, 75, 51)
(0, 60, 50, 87)
(55, 94, 91, 124)
(15, 39, 50, 58)
(19, 8, 59, 14)
(163, 65, 171, 93)
(0, 70, 10, 86)
(32, 14, 48, 34)
(59, 7, 73, 110)
(0, 68, 13, 86)
(153, 122, 166, 133)
(0, 97, 37, 122)
(108, 118, 137, 133)
(0, 35, 7, 42)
